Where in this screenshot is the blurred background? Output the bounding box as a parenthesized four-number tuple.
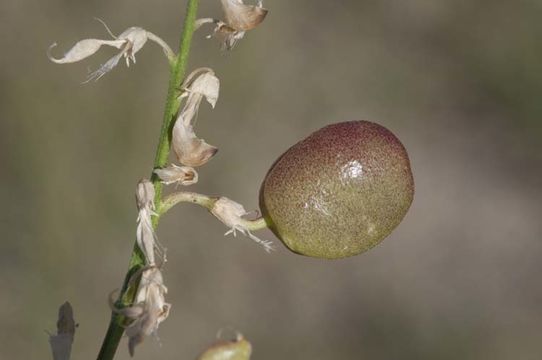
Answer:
(1, 0, 542, 359)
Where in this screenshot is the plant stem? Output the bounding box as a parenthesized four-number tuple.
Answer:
(152, 0, 200, 213)
(160, 191, 218, 214)
(159, 191, 270, 232)
(96, 1, 199, 359)
(241, 217, 269, 232)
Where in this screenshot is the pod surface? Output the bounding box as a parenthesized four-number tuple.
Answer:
(259, 120, 414, 259)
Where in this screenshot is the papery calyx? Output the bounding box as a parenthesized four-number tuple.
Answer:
(196, 0, 268, 50)
(211, 197, 274, 252)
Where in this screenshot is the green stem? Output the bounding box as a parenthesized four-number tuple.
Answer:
(160, 191, 218, 214)
(159, 192, 270, 232)
(152, 0, 200, 213)
(96, 1, 199, 359)
(240, 217, 268, 232)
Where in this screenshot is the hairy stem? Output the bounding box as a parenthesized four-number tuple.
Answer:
(96, 1, 199, 359)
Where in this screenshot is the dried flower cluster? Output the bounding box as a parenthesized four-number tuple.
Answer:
(48, 1, 267, 81)
(153, 68, 220, 187)
(155, 66, 273, 252)
(170, 68, 220, 169)
(49, 0, 269, 357)
(127, 61, 268, 358)
(111, 266, 170, 356)
(105, 180, 172, 355)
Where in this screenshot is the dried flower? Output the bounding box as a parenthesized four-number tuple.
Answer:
(170, 68, 220, 168)
(136, 178, 155, 210)
(221, 0, 268, 31)
(180, 68, 220, 110)
(211, 197, 274, 252)
(213, 24, 247, 50)
(154, 164, 198, 186)
(172, 120, 218, 168)
(49, 302, 76, 360)
(48, 20, 174, 82)
(196, 0, 268, 50)
(111, 267, 170, 357)
(177, 68, 220, 126)
(135, 179, 166, 266)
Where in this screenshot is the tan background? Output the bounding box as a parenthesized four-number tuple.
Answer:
(1, 0, 542, 359)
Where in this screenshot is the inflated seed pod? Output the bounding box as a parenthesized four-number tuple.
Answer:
(196, 335, 252, 360)
(259, 120, 414, 259)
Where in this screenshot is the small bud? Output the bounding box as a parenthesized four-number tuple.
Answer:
(172, 121, 218, 167)
(154, 164, 198, 186)
(48, 21, 173, 82)
(197, 333, 252, 360)
(211, 197, 274, 252)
